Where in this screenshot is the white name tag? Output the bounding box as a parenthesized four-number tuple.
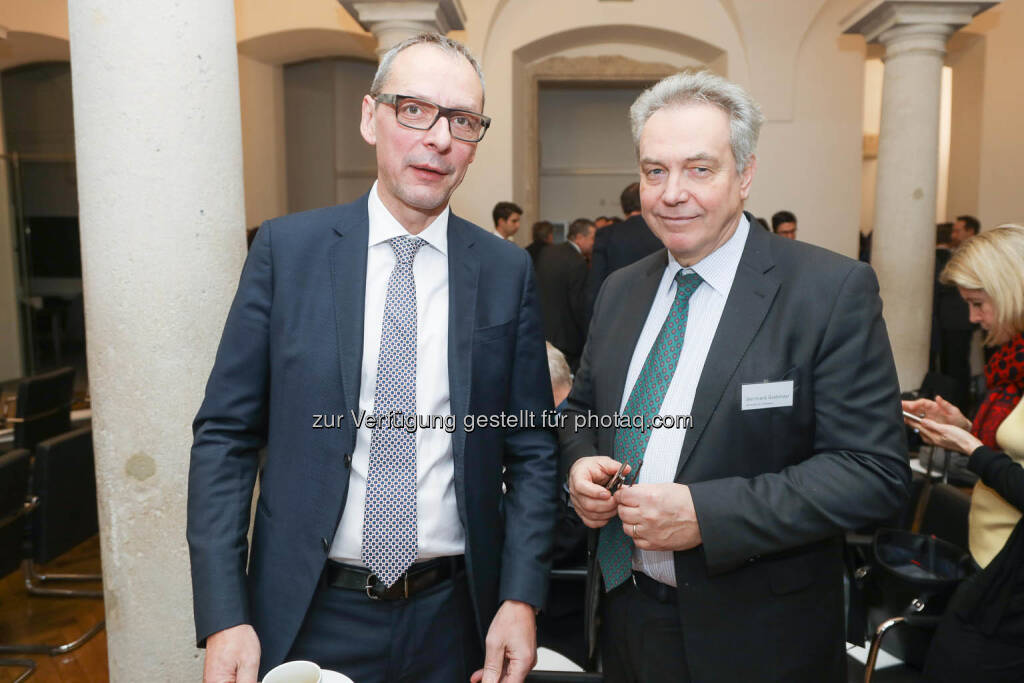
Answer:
(741, 380, 794, 410)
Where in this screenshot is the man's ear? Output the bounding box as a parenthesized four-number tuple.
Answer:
(738, 154, 757, 200)
(359, 95, 377, 146)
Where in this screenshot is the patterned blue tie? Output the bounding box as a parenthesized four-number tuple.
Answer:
(362, 235, 425, 587)
(597, 270, 703, 591)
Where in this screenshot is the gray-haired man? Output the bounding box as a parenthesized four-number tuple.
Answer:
(562, 71, 909, 682)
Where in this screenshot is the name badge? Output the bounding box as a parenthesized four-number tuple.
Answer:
(741, 380, 794, 410)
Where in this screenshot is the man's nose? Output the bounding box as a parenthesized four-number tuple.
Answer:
(422, 115, 452, 150)
(661, 173, 691, 204)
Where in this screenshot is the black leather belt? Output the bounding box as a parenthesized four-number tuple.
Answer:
(325, 556, 464, 600)
(632, 571, 676, 604)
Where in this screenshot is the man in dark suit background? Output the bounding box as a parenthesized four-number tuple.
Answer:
(188, 33, 557, 683)
(564, 71, 909, 682)
(935, 215, 981, 408)
(536, 217, 595, 372)
(588, 182, 663, 311)
(526, 219, 555, 265)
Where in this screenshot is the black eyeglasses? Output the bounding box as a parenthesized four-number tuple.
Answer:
(373, 93, 491, 143)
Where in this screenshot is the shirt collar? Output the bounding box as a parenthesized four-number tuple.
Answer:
(367, 181, 449, 256)
(660, 213, 749, 298)
(568, 240, 581, 255)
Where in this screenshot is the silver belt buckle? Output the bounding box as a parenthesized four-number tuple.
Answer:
(364, 571, 410, 599)
(365, 573, 380, 600)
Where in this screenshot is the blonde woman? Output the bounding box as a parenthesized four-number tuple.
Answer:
(903, 224, 1024, 680)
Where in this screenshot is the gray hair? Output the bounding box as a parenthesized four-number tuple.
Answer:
(370, 33, 486, 106)
(546, 342, 572, 391)
(629, 71, 764, 174)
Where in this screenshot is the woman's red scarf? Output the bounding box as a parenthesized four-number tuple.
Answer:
(972, 333, 1024, 448)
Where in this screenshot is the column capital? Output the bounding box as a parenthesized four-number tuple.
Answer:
(339, 1, 467, 57)
(841, 0, 999, 44)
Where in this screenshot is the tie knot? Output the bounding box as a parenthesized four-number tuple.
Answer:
(674, 270, 702, 299)
(390, 235, 426, 265)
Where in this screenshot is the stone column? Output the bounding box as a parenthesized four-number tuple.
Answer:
(67, 2, 246, 680)
(340, 0, 466, 57)
(844, 1, 997, 390)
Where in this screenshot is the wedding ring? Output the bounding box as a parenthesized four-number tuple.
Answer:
(633, 524, 638, 538)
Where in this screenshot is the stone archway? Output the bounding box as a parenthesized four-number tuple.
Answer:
(510, 25, 727, 229)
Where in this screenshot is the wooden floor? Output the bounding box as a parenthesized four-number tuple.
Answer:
(0, 536, 107, 682)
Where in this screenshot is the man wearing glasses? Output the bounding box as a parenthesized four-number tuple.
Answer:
(188, 33, 557, 683)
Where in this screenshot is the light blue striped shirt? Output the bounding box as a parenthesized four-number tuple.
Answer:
(621, 214, 750, 586)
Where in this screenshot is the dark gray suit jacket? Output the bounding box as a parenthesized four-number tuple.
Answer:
(187, 195, 558, 676)
(535, 241, 589, 369)
(560, 220, 910, 682)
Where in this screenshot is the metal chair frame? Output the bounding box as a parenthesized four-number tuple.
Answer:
(863, 614, 940, 683)
(0, 446, 105, 658)
(0, 657, 36, 683)
(23, 558, 102, 598)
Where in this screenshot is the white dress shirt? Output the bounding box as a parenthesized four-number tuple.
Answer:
(621, 215, 750, 586)
(330, 182, 465, 564)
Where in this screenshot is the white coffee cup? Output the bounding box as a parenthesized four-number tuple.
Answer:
(263, 660, 322, 683)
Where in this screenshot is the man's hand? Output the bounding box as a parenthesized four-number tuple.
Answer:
(470, 600, 537, 683)
(902, 395, 971, 430)
(568, 456, 626, 528)
(204, 624, 260, 683)
(615, 483, 702, 552)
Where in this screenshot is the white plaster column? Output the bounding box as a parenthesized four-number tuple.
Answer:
(843, 1, 997, 390)
(340, 0, 466, 57)
(67, 1, 247, 679)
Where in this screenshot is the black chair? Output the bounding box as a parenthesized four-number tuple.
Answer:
(918, 482, 972, 550)
(0, 429, 105, 659)
(854, 482, 976, 682)
(0, 449, 38, 681)
(23, 427, 102, 597)
(8, 367, 74, 451)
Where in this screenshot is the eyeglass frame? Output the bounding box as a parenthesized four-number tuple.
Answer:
(372, 93, 491, 143)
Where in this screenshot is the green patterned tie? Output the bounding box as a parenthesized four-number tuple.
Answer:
(597, 270, 703, 591)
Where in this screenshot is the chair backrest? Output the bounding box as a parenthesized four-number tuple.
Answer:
(30, 427, 98, 564)
(0, 449, 32, 578)
(918, 483, 972, 551)
(13, 366, 75, 450)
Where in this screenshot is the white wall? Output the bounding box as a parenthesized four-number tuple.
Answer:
(743, 0, 866, 257)
(974, 0, 1024, 226)
(238, 55, 287, 226)
(946, 32, 984, 222)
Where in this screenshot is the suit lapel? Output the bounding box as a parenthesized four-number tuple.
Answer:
(607, 252, 667, 438)
(446, 216, 479, 481)
(330, 195, 370, 446)
(675, 221, 779, 479)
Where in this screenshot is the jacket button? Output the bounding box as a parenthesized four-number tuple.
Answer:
(344, 453, 352, 467)
(321, 537, 329, 552)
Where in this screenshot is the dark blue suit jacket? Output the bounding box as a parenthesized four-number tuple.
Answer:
(187, 194, 558, 674)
